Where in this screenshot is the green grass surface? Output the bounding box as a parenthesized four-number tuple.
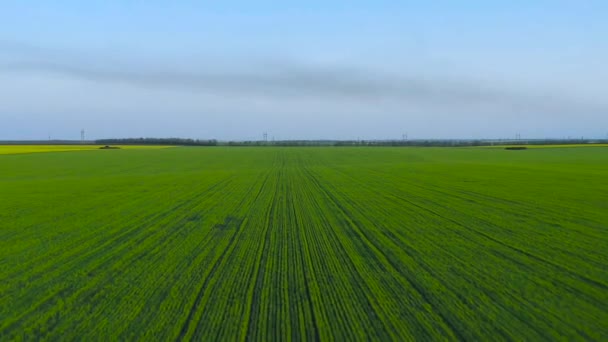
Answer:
(1, 147, 607, 340)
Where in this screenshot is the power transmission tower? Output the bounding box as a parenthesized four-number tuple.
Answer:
(263, 132, 268, 142)
(81, 129, 85, 144)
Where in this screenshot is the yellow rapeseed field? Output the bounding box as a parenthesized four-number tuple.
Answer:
(0, 145, 173, 155)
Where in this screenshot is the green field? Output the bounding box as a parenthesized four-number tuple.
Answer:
(480, 144, 608, 149)
(1, 147, 607, 340)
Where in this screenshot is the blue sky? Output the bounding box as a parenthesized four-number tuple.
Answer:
(1, 1, 607, 140)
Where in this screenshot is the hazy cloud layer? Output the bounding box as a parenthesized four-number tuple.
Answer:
(2, 57, 603, 116)
(1, 39, 606, 140)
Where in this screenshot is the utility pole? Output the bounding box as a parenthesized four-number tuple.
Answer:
(515, 133, 522, 144)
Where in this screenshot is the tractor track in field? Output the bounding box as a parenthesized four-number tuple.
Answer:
(1, 176, 237, 336)
(332, 165, 608, 290)
(322, 165, 605, 339)
(302, 166, 464, 341)
(176, 216, 245, 341)
(3, 175, 235, 285)
(177, 169, 273, 342)
(338, 166, 601, 324)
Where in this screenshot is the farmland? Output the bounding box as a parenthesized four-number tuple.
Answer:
(1, 146, 607, 340)
(0, 144, 173, 155)
(480, 144, 608, 149)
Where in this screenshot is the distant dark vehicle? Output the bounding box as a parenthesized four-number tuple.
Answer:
(99, 145, 120, 149)
(505, 146, 527, 150)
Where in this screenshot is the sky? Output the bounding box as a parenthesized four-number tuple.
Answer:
(1, 1, 607, 140)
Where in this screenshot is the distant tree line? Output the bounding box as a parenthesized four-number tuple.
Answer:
(221, 138, 608, 147)
(95, 138, 218, 146)
(83, 137, 608, 147)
